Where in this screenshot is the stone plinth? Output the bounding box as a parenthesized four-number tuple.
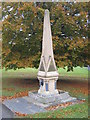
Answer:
(37, 77, 58, 95)
(28, 90, 76, 108)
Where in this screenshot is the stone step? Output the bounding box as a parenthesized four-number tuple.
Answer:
(3, 97, 46, 114)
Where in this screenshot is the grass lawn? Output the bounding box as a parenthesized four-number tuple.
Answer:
(1, 66, 89, 79)
(1, 67, 89, 118)
(23, 102, 88, 118)
(58, 66, 89, 78)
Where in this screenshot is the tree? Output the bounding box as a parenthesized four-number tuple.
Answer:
(2, 2, 89, 71)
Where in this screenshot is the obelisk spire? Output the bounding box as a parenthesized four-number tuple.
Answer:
(38, 9, 58, 76)
(42, 9, 53, 65)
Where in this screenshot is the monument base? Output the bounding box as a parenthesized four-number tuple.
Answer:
(3, 90, 84, 115)
(28, 90, 76, 107)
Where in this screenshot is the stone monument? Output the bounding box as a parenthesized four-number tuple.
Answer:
(37, 9, 58, 95)
(28, 9, 76, 105)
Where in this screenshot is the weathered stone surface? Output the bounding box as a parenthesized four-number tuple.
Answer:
(0, 103, 15, 118)
(3, 97, 46, 115)
(28, 91, 76, 107)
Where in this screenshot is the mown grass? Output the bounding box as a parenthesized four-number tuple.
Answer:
(22, 102, 88, 118)
(58, 66, 89, 78)
(2, 78, 39, 97)
(2, 66, 89, 79)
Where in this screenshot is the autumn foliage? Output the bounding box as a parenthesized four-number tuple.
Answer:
(2, 2, 89, 71)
